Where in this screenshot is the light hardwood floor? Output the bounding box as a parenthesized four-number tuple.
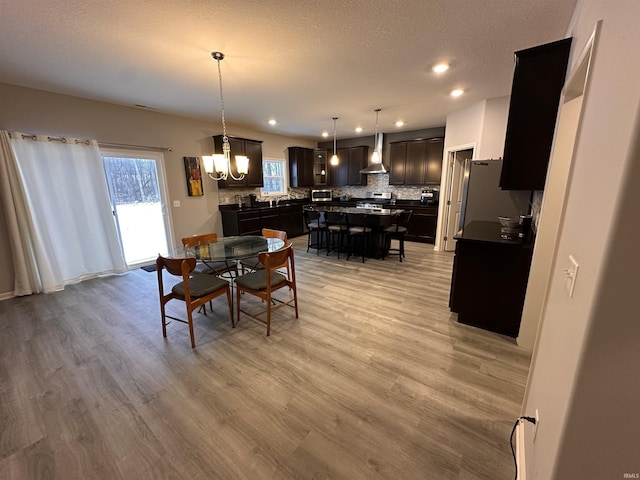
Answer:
(0, 237, 531, 480)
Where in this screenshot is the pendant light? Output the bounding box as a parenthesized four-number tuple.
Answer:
(330, 117, 339, 166)
(202, 51, 248, 181)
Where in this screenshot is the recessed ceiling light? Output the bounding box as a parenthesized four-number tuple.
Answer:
(268, 119, 277, 125)
(355, 127, 363, 133)
(450, 88, 464, 97)
(432, 63, 450, 74)
(395, 121, 405, 127)
(322, 131, 329, 138)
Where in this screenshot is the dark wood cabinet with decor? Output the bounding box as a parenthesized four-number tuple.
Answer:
(328, 146, 368, 186)
(213, 135, 264, 188)
(500, 38, 572, 191)
(405, 205, 438, 244)
(449, 221, 533, 337)
(288, 147, 315, 187)
(389, 137, 443, 185)
(220, 204, 304, 238)
(313, 149, 328, 186)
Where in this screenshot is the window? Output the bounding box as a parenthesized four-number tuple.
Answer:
(261, 158, 287, 195)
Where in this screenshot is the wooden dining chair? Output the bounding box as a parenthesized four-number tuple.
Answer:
(239, 228, 290, 279)
(234, 243, 298, 336)
(181, 232, 237, 278)
(156, 255, 234, 348)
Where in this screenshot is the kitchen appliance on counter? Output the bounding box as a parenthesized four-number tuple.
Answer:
(311, 189, 332, 202)
(420, 187, 439, 205)
(242, 194, 257, 207)
(356, 192, 392, 209)
(458, 159, 531, 232)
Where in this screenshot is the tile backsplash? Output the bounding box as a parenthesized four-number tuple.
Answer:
(217, 175, 430, 204)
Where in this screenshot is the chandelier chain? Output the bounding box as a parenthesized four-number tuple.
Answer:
(216, 57, 228, 143)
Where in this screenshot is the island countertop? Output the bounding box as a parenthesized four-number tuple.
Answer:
(304, 205, 404, 216)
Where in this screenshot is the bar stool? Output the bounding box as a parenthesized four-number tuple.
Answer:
(324, 211, 347, 258)
(345, 213, 373, 263)
(383, 210, 413, 262)
(303, 209, 327, 255)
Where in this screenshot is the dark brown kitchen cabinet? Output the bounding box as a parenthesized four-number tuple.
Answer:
(449, 221, 533, 337)
(328, 146, 368, 186)
(500, 38, 572, 191)
(425, 138, 444, 184)
(213, 135, 264, 188)
(405, 205, 438, 244)
(220, 204, 305, 238)
(279, 205, 305, 237)
(389, 138, 443, 186)
(313, 149, 328, 186)
(288, 147, 315, 187)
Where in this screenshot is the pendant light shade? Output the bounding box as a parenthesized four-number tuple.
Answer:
(330, 117, 339, 166)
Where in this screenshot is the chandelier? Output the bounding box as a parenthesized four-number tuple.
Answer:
(202, 51, 248, 181)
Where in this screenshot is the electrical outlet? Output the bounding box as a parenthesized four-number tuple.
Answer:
(173, 200, 180, 208)
(533, 409, 540, 442)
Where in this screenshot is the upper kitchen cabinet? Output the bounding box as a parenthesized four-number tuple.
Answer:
(500, 38, 572, 191)
(389, 137, 443, 185)
(213, 135, 264, 188)
(314, 149, 328, 186)
(288, 147, 315, 187)
(328, 145, 368, 186)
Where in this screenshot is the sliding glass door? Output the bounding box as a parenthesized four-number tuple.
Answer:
(101, 149, 172, 266)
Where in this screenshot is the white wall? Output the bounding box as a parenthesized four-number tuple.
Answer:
(0, 82, 315, 297)
(436, 97, 510, 250)
(521, 1, 640, 478)
(477, 96, 510, 159)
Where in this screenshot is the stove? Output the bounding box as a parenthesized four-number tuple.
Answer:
(356, 192, 393, 209)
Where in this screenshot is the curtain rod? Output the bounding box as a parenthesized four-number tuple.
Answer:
(99, 142, 174, 152)
(10, 132, 92, 145)
(9, 133, 172, 152)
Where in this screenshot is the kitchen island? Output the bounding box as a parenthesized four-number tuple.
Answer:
(305, 204, 403, 258)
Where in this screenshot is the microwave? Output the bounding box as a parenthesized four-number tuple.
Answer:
(311, 189, 332, 202)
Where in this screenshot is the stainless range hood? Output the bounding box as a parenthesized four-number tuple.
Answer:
(360, 162, 388, 174)
(360, 130, 387, 174)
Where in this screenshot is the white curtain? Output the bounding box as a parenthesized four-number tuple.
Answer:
(1, 131, 126, 294)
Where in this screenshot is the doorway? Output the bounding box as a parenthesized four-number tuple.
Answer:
(443, 147, 474, 251)
(101, 149, 172, 266)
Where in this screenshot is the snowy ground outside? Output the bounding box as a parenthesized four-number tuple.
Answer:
(116, 202, 168, 265)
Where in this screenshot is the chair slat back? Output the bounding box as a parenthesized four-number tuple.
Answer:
(157, 255, 196, 277)
(258, 243, 293, 271)
(261, 228, 288, 243)
(181, 232, 218, 248)
(398, 210, 413, 226)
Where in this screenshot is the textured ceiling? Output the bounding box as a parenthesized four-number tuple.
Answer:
(0, 0, 576, 140)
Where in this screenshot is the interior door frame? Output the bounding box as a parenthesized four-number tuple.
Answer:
(100, 148, 175, 266)
(436, 143, 476, 251)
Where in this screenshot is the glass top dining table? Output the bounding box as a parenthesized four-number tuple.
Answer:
(170, 235, 285, 263)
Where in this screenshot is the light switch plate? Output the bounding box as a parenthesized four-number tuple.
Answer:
(564, 255, 579, 298)
(173, 200, 181, 208)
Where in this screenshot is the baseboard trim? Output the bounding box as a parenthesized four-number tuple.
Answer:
(0, 291, 15, 301)
(516, 421, 527, 480)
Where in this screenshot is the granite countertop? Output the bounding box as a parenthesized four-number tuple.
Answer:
(455, 221, 533, 247)
(219, 199, 309, 211)
(306, 205, 404, 216)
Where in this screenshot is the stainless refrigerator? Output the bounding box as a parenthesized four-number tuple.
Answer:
(458, 159, 531, 232)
